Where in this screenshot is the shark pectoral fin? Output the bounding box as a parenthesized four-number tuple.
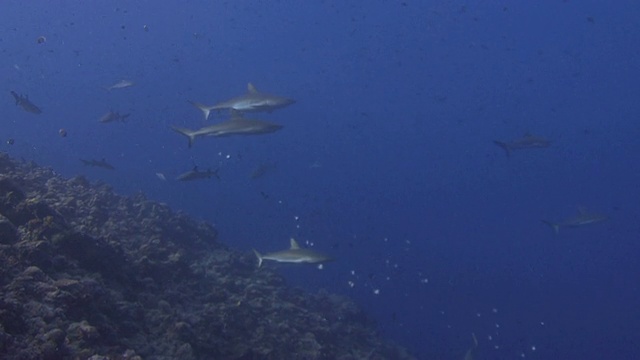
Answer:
(171, 127, 196, 148)
(289, 238, 300, 249)
(493, 141, 511, 158)
(188, 101, 211, 120)
(541, 220, 560, 234)
(252, 249, 263, 267)
(247, 83, 258, 93)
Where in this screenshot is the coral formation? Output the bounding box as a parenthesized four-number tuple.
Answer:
(0, 153, 414, 359)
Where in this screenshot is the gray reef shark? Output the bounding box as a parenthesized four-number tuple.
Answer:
(176, 166, 220, 181)
(80, 158, 115, 170)
(493, 133, 551, 157)
(253, 238, 333, 267)
(103, 79, 135, 91)
(99, 110, 130, 123)
(189, 83, 295, 120)
(463, 333, 478, 360)
(10, 91, 42, 114)
(542, 207, 608, 234)
(171, 111, 283, 148)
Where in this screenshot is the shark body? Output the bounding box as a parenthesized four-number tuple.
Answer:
(80, 158, 115, 170)
(172, 112, 283, 148)
(10, 91, 42, 114)
(542, 207, 608, 234)
(176, 166, 220, 181)
(189, 83, 295, 119)
(99, 111, 130, 123)
(493, 133, 551, 157)
(253, 238, 333, 267)
(103, 80, 135, 91)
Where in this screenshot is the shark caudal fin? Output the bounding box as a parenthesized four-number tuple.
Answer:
(252, 249, 263, 267)
(171, 127, 196, 148)
(541, 220, 560, 234)
(10, 91, 20, 104)
(187, 101, 213, 120)
(493, 141, 511, 158)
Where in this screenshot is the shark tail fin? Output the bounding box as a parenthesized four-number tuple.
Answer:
(187, 101, 212, 120)
(493, 141, 511, 158)
(541, 220, 560, 234)
(252, 249, 263, 267)
(10, 91, 19, 104)
(171, 127, 196, 148)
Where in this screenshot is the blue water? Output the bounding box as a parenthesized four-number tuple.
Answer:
(3, 1, 640, 359)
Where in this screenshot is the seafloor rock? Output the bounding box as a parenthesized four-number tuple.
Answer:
(0, 152, 415, 360)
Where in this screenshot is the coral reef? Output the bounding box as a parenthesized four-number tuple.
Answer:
(0, 153, 414, 360)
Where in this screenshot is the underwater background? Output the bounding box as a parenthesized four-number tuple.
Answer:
(2, 1, 639, 359)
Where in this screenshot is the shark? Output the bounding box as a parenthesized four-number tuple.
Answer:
(188, 83, 295, 120)
(98, 110, 130, 123)
(10, 91, 42, 114)
(176, 166, 220, 181)
(103, 79, 135, 91)
(171, 111, 283, 148)
(493, 133, 551, 157)
(80, 158, 115, 170)
(463, 333, 478, 360)
(250, 162, 277, 179)
(253, 238, 333, 267)
(542, 207, 608, 234)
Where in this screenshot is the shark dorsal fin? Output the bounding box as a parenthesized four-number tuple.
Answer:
(289, 238, 300, 249)
(577, 206, 588, 215)
(247, 83, 258, 94)
(229, 109, 244, 119)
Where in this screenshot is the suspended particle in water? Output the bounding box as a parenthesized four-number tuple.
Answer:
(58, 128, 67, 137)
(6, 138, 14, 145)
(36, 36, 46, 44)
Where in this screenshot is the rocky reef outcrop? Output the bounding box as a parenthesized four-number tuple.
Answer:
(0, 153, 414, 360)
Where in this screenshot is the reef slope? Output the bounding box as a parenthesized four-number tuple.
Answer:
(0, 153, 414, 360)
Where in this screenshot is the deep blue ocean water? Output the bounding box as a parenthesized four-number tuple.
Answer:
(2, 1, 639, 359)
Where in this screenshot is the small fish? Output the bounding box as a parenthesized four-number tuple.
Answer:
(188, 83, 295, 120)
(176, 166, 220, 181)
(493, 133, 551, 157)
(98, 111, 130, 123)
(80, 158, 115, 170)
(542, 207, 608, 234)
(103, 79, 135, 91)
(253, 238, 333, 267)
(172, 111, 283, 148)
(10, 91, 42, 114)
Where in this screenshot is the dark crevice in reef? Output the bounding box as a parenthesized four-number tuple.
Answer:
(0, 153, 415, 360)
